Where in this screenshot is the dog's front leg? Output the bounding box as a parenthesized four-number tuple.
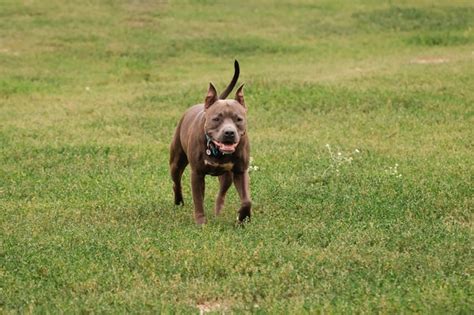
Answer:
(215, 172, 233, 216)
(233, 171, 251, 222)
(191, 171, 206, 225)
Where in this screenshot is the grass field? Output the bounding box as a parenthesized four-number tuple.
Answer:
(1, 0, 473, 313)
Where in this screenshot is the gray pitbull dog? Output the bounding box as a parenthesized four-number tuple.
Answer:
(170, 61, 251, 225)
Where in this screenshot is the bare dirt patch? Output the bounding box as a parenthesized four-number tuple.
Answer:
(410, 56, 450, 64)
(196, 301, 229, 314)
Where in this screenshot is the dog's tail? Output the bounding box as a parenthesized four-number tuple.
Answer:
(218, 60, 240, 99)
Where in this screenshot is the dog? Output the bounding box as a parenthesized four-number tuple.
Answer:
(170, 60, 251, 225)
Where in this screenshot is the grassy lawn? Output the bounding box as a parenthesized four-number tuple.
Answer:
(1, 0, 473, 313)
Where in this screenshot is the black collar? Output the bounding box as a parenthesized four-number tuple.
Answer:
(205, 134, 224, 157)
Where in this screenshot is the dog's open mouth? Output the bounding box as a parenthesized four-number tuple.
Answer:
(213, 140, 238, 154)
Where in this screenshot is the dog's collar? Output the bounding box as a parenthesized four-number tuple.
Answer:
(205, 134, 221, 157)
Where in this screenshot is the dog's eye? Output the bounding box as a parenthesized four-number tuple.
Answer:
(212, 117, 220, 122)
(236, 117, 243, 122)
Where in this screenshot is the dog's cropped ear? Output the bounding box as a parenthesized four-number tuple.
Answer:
(235, 84, 245, 108)
(205, 83, 218, 109)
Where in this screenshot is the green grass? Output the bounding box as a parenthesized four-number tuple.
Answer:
(1, 0, 473, 313)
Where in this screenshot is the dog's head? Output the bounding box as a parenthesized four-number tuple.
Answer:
(203, 83, 247, 154)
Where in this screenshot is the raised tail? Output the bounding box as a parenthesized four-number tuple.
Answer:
(218, 60, 240, 99)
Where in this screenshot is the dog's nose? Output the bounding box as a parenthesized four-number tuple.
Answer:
(224, 130, 235, 137)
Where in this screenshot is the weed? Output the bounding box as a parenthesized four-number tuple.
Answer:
(321, 144, 360, 179)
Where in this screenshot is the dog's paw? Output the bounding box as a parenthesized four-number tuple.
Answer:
(237, 205, 251, 223)
(195, 215, 207, 225)
(174, 196, 184, 206)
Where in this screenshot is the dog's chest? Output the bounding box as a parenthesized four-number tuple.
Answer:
(204, 159, 234, 176)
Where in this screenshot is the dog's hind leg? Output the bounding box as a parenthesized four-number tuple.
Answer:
(170, 154, 187, 205)
(215, 171, 233, 215)
(191, 171, 206, 225)
(170, 131, 188, 206)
